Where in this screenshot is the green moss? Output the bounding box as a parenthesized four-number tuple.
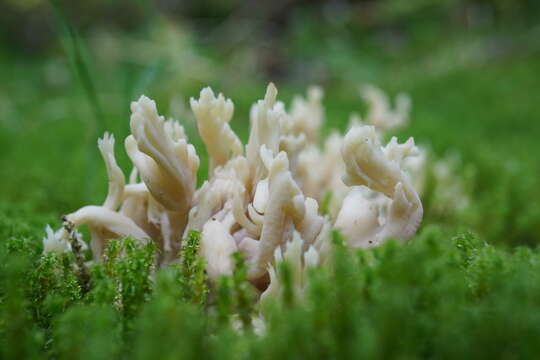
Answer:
(179, 230, 209, 306)
(3, 218, 540, 358)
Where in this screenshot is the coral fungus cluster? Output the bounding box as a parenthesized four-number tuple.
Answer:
(43, 83, 424, 297)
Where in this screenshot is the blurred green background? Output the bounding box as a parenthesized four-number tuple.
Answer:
(2, 2, 540, 359)
(1, 0, 539, 246)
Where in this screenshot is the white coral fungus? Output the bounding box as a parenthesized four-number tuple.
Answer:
(44, 83, 425, 297)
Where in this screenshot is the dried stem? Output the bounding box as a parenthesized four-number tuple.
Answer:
(62, 216, 92, 294)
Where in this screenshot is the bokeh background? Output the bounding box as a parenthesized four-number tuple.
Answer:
(1, 0, 540, 246)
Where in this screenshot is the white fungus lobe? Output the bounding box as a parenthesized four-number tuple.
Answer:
(44, 83, 427, 305)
